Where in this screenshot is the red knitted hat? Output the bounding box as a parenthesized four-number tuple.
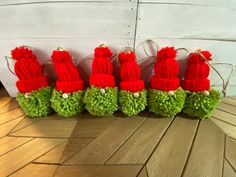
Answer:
(118, 50, 144, 92)
(51, 49, 84, 93)
(90, 45, 115, 88)
(182, 50, 212, 92)
(11, 46, 49, 93)
(150, 47, 180, 91)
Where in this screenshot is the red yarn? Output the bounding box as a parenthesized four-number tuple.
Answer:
(118, 51, 144, 92)
(90, 46, 115, 88)
(150, 47, 180, 91)
(118, 51, 135, 64)
(11, 47, 36, 60)
(11, 47, 49, 93)
(182, 50, 211, 91)
(51, 50, 73, 63)
(94, 47, 113, 58)
(51, 50, 84, 93)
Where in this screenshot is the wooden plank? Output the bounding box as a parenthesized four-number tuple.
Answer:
(72, 116, 117, 137)
(0, 138, 64, 176)
(217, 103, 236, 115)
(0, 108, 25, 125)
(10, 119, 77, 138)
(10, 113, 65, 133)
(135, 38, 236, 65)
(145, 117, 199, 177)
(65, 117, 147, 165)
(0, 97, 12, 110)
(0, 0, 131, 6)
(137, 167, 148, 177)
(212, 109, 236, 126)
(222, 97, 236, 107)
(0, 99, 19, 114)
(34, 138, 93, 164)
(0, 136, 32, 156)
(55, 165, 142, 177)
(137, 4, 236, 40)
(0, 117, 24, 137)
(0, 2, 136, 39)
(183, 120, 225, 177)
(34, 140, 68, 164)
(139, 0, 236, 9)
(10, 117, 42, 133)
(225, 136, 236, 171)
(11, 163, 58, 177)
(107, 117, 172, 164)
(230, 96, 236, 100)
(212, 118, 236, 139)
(59, 138, 94, 163)
(223, 160, 236, 177)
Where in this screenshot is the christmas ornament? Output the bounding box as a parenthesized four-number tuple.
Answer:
(182, 50, 220, 119)
(50, 49, 84, 117)
(148, 47, 186, 117)
(84, 45, 118, 116)
(118, 49, 147, 116)
(12, 46, 52, 117)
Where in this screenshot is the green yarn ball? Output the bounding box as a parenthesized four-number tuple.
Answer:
(119, 89, 147, 116)
(183, 89, 221, 119)
(16, 86, 53, 117)
(50, 89, 84, 117)
(148, 88, 186, 118)
(84, 86, 118, 116)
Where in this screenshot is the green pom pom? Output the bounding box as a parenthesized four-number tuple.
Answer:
(16, 87, 53, 117)
(50, 89, 84, 117)
(84, 86, 118, 116)
(118, 90, 147, 116)
(183, 89, 221, 119)
(148, 88, 186, 118)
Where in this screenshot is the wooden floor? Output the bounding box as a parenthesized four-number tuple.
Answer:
(0, 97, 236, 177)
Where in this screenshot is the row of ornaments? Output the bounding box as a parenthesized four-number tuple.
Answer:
(10, 45, 220, 119)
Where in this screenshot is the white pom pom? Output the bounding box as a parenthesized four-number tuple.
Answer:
(203, 90, 209, 96)
(133, 92, 139, 98)
(24, 93, 30, 99)
(62, 93, 69, 99)
(100, 88, 106, 94)
(168, 91, 174, 96)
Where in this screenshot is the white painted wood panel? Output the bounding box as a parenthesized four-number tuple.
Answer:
(0, 1, 137, 97)
(0, 2, 136, 39)
(0, 0, 135, 6)
(136, 4, 236, 40)
(139, 0, 236, 9)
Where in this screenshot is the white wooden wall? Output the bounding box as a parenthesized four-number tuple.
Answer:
(0, 0, 235, 96)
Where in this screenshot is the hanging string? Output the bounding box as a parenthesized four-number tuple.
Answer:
(197, 50, 233, 97)
(175, 47, 189, 60)
(134, 39, 159, 66)
(211, 62, 234, 97)
(5, 56, 16, 76)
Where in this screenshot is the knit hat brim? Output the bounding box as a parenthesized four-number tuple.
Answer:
(56, 80, 84, 93)
(120, 80, 144, 92)
(90, 74, 115, 88)
(16, 76, 49, 93)
(182, 79, 210, 92)
(150, 76, 179, 91)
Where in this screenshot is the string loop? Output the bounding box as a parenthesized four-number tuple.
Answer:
(197, 51, 233, 97)
(4, 56, 16, 76)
